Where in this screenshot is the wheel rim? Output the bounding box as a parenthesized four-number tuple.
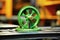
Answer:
(17, 6, 40, 29)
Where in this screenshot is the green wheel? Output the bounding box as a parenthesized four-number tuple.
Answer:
(17, 6, 40, 29)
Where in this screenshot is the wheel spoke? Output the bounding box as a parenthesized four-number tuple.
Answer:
(22, 18, 29, 29)
(22, 22, 28, 29)
(30, 10, 35, 16)
(26, 10, 30, 16)
(29, 21, 34, 29)
(21, 13, 26, 16)
(33, 15, 38, 20)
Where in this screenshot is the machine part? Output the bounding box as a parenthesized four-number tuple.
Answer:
(16, 26, 41, 32)
(18, 6, 40, 29)
(16, 6, 41, 32)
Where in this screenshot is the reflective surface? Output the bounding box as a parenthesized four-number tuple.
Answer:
(0, 24, 18, 28)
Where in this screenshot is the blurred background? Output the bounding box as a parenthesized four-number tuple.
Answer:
(0, 0, 60, 26)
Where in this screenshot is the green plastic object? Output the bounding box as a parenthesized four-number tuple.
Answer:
(16, 6, 41, 32)
(16, 26, 41, 32)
